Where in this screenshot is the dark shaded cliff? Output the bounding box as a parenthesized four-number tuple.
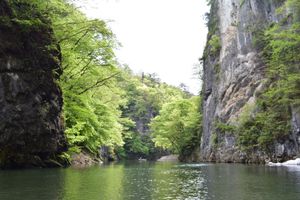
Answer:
(201, 0, 300, 163)
(0, 0, 66, 168)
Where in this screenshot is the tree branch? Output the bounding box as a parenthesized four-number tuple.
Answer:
(77, 72, 120, 95)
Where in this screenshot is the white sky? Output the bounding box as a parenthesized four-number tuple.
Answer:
(72, 0, 209, 94)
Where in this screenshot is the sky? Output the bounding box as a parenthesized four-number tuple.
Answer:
(72, 0, 209, 94)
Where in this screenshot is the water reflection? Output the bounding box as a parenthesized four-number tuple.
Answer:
(63, 164, 124, 200)
(0, 163, 300, 200)
(0, 168, 65, 199)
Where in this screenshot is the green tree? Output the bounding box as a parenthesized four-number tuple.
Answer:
(117, 69, 189, 159)
(150, 97, 201, 157)
(30, 0, 125, 158)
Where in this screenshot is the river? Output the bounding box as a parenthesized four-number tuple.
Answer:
(0, 161, 299, 200)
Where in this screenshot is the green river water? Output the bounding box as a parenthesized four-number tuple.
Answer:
(0, 161, 299, 200)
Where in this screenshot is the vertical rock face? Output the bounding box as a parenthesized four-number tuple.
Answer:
(201, 0, 300, 163)
(0, 1, 66, 168)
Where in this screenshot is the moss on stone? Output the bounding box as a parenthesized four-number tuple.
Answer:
(209, 35, 221, 57)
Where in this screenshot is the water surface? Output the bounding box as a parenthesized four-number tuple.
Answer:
(0, 162, 300, 200)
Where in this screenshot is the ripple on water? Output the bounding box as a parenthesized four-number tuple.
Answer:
(153, 165, 209, 200)
(176, 163, 211, 168)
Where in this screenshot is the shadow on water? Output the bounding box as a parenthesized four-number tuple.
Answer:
(0, 168, 65, 199)
(0, 162, 300, 200)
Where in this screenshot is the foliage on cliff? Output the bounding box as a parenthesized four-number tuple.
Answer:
(203, 0, 220, 61)
(237, 0, 300, 152)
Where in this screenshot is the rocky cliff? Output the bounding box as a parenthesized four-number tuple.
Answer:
(0, 0, 66, 168)
(201, 0, 300, 163)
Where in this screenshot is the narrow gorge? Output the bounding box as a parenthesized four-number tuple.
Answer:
(0, 0, 299, 169)
(1, 0, 300, 199)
